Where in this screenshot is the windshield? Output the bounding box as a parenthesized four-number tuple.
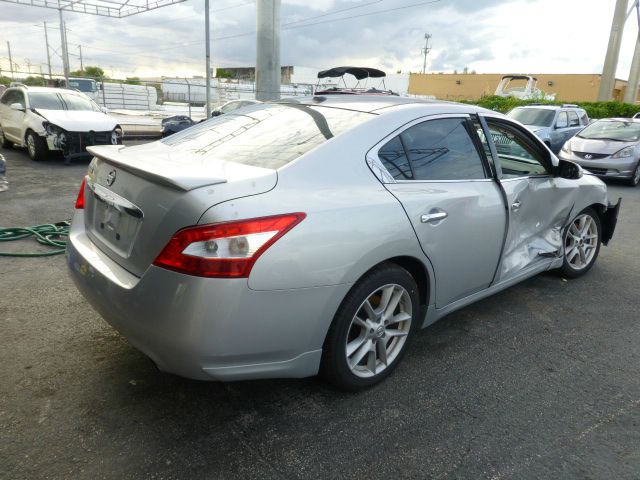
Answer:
(507, 108, 555, 127)
(577, 120, 640, 141)
(162, 103, 374, 169)
(29, 92, 101, 112)
(68, 79, 96, 93)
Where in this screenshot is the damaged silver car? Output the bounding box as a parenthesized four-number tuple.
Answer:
(0, 85, 122, 162)
(67, 96, 621, 391)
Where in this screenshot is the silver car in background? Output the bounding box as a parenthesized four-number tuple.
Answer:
(67, 96, 620, 390)
(559, 118, 640, 186)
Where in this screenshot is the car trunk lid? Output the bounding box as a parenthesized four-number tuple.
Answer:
(83, 142, 277, 277)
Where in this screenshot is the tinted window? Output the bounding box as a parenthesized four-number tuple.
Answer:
(162, 104, 374, 169)
(486, 122, 549, 178)
(507, 108, 555, 127)
(29, 92, 100, 111)
(568, 111, 580, 127)
(399, 118, 486, 180)
(378, 136, 412, 180)
(2, 90, 23, 106)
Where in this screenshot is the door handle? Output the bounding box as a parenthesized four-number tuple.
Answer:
(511, 201, 522, 211)
(421, 211, 448, 223)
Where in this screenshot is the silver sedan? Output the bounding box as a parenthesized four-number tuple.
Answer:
(67, 96, 620, 390)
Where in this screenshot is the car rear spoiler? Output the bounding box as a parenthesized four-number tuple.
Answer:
(87, 145, 227, 191)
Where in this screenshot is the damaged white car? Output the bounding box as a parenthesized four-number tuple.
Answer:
(0, 85, 122, 162)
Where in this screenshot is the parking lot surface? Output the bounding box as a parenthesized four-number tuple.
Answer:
(1, 143, 639, 480)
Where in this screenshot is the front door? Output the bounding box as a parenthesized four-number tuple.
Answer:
(482, 116, 577, 282)
(374, 115, 506, 308)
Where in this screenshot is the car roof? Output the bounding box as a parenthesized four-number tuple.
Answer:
(9, 86, 83, 95)
(276, 95, 494, 116)
(513, 104, 585, 111)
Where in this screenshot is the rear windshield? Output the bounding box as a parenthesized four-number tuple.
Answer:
(507, 108, 556, 127)
(161, 103, 375, 169)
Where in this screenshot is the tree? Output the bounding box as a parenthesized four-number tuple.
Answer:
(22, 76, 46, 86)
(70, 66, 106, 79)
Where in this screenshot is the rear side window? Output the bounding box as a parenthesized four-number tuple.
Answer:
(379, 118, 487, 181)
(162, 104, 374, 169)
(579, 111, 589, 125)
(568, 111, 580, 127)
(378, 136, 412, 180)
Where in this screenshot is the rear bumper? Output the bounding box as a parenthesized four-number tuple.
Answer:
(602, 198, 622, 246)
(66, 211, 349, 381)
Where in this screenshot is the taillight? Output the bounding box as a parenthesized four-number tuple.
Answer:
(153, 213, 306, 278)
(75, 176, 87, 209)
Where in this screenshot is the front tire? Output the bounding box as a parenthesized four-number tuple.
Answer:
(560, 207, 602, 278)
(321, 263, 419, 391)
(26, 131, 48, 162)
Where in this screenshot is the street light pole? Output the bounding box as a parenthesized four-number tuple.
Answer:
(205, 0, 212, 118)
(599, 0, 629, 101)
(58, 8, 70, 83)
(44, 21, 53, 79)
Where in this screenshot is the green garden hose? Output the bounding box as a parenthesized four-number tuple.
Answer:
(0, 221, 70, 257)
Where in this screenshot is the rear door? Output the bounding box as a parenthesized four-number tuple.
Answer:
(550, 111, 572, 152)
(480, 116, 577, 282)
(373, 114, 506, 308)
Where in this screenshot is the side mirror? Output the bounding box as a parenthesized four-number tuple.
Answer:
(556, 159, 583, 180)
(211, 111, 222, 117)
(100, 106, 109, 113)
(10, 102, 25, 111)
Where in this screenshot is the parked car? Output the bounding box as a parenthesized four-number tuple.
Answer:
(507, 104, 589, 153)
(0, 86, 122, 162)
(559, 118, 640, 186)
(67, 96, 620, 390)
(161, 115, 195, 137)
(211, 99, 261, 117)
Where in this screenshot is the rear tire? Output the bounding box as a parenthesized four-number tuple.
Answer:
(627, 162, 640, 187)
(560, 207, 601, 278)
(0, 126, 12, 148)
(26, 131, 48, 162)
(321, 263, 419, 391)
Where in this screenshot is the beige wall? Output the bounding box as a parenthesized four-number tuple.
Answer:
(408, 73, 630, 102)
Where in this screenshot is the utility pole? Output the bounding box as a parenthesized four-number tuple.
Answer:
(625, 1, 640, 103)
(422, 33, 431, 74)
(78, 44, 83, 72)
(44, 21, 53, 79)
(599, 0, 629, 101)
(58, 9, 70, 83)
(255, 0, 281, 101)
(6, 41, 14, 79)
(205, 0, 211, 117)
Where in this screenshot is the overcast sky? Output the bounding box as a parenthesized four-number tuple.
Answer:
(0, 0, 638, 80)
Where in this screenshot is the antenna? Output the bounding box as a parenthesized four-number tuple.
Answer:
(421, 33, 431, 74)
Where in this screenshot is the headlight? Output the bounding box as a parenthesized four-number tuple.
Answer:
(561, 142, 572, 154)
(43, 122, 65, 136)
(611, 146, 635, 158)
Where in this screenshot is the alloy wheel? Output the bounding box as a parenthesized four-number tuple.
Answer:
(564, 213, 598, 271)
(633, 163, 640, 186)
(345, 283, 412, 378)
(27, 134, 36, 158)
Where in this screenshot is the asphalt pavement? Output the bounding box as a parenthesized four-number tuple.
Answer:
(1, 142, 639, 480)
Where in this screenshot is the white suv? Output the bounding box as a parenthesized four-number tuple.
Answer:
(0, 86, 122, 162)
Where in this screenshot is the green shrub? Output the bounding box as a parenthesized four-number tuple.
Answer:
(462, 95, 640, 119)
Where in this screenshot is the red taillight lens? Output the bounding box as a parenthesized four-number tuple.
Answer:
(75, 176, 87, 209)
(153, 213, 306, 278)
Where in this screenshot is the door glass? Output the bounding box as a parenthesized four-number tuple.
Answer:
(567, 111, 580, 127)
(486, 122, 549, 178)
(378, 136, 412, 180)
(556, 112, 568, 128)
(399, 118, 487, 180)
